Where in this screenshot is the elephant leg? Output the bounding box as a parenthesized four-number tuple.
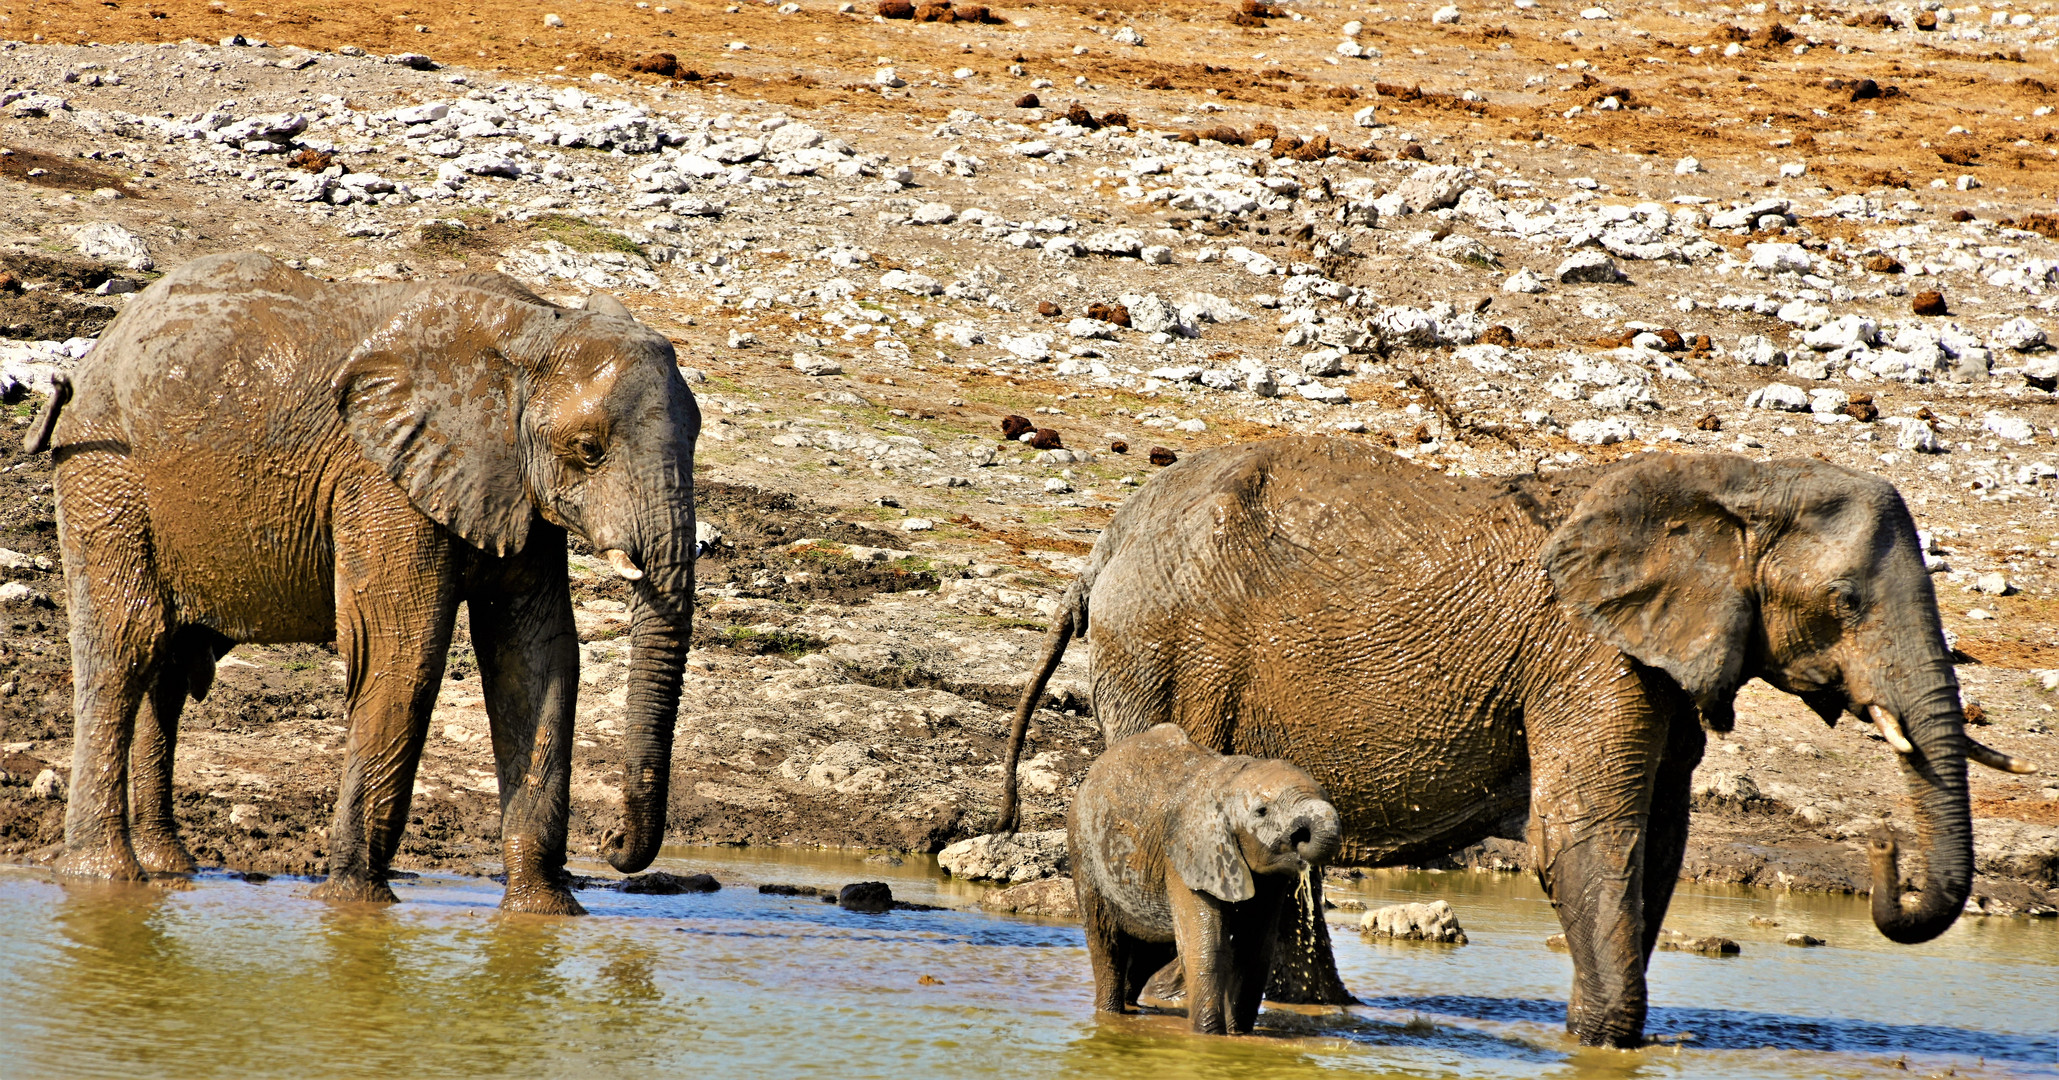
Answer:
(1169, 884, 1231, 1035)
(1139, 957, 1185, 1007)
(470, 529, 584, 916)
(1077, 879, 1131, 1013)
(53, 456, 165, 882)
(1264, 867, 1357, 1006)
(1528, 695, 1668, 1048)
(313, 514, 457, 905)
(129, 663, 195, 875)
(1227, 879, 1292, 1034)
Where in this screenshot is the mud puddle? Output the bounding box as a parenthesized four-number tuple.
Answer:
(0, 853, 2050, 1079)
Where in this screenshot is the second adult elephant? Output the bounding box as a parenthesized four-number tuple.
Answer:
(998, 437, 2036, 1046)
(34, 253, 700, 913)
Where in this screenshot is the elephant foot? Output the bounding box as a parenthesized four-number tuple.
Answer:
(132, 832, 198, 876)
(498, 835, 583, 915)
(53, 843, 148, 882)
(310, 875, 400, 905)
(1570, 1027, 1645, 1050)
(500, 883, 587, 917)
(1567, 1006, 1647, 1049)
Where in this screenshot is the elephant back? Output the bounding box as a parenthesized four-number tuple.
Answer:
(51, 254, 410, 455)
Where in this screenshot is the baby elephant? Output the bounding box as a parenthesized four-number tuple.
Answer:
(1069, 724, 1342, 1034)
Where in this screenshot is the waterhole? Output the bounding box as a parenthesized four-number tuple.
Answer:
(0, 849, 2051, 1079)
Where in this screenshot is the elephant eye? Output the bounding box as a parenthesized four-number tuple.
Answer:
(565, 432, 606, 471)
(1826, 580, 1860, 620)
(1254, 805, 1268, 817)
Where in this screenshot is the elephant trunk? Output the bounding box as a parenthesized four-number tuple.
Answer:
(1867, 684, 1972, 945)
(1287, 799, 1343, 867)
(602, 515, 694, 875)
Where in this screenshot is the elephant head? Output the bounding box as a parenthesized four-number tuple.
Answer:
(333, 283, 700, 874)
(1542, 453, 2035, 945)
(1175, 758, 1342, 902)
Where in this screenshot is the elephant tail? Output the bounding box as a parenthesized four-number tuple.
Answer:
(995, 574, 1091, 834)
(22, 373, 72, 455)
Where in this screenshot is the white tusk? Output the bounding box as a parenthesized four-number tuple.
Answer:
(1968, 739, 2039, 775)
(603, 549, 644, 581)
(1869, 705, 1916, 755)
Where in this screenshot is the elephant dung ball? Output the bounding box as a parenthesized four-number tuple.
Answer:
(1000, 414, 1034, 440)
(630, 52, 681, 76)
(1148, 446, 1178, 466)
(1109, 439, 1129, 455)
(1030, 428, 1064, 450)
(1086, 302, 1131, 328)
(1911, 289, 1948, 316)
(1015, 92, 1040, 108)
(838, 881, 895, 913)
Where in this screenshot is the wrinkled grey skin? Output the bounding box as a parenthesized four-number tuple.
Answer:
(1070, 723, 1341, 1035)
(36, 253, 699, 914)
(1004, 438, 2037, 1046)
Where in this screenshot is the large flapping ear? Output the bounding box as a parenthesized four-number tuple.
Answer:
(1541, 454, 1764, 728)
(1170, 791, 1256, 904)
(333, 287, 554, 556)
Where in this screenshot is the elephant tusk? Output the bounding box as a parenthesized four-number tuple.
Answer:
(1968, 738, 2039, 775)
(1869, 705, 1916, 755)
(603, 549, 645, 581)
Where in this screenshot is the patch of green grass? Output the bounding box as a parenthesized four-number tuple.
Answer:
(719, 626, 821, 656)
(532, 214, 646, 258)
(283, 659, 315, 673)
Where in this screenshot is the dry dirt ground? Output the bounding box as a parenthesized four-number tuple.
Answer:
(1, 0, 2057, 917)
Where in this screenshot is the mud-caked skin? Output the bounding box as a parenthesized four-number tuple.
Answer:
(1070, 724, 1341, 1035)
(38, 253, 701, 914)
(1004, 437, 2038, 1047)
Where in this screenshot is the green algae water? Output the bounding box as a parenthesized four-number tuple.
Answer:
(0, 849, 2052, 1079)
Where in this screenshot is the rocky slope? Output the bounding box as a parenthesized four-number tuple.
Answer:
(1, 0, 2057, 916)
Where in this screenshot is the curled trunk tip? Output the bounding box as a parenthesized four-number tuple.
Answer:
(608, 567, 691, 875)
(1867, 832, 1967, 945)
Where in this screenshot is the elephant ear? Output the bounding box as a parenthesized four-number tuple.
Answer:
(1541, 454, 1761, 728)
(581, 291, 634, 319)
(1170, 795, 1256, 904)
(333, 288, 547, 557)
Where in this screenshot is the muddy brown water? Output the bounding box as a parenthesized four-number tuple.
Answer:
(0, 850, 2052, 1079)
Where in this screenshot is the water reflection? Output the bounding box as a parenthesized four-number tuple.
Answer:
(1364, 995, 2059, 1064)
(0, 855, 2053, 1080)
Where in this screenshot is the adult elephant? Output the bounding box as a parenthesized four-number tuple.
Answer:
(997, 437, 2036, 1046)
(28, 253, 699, 914)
